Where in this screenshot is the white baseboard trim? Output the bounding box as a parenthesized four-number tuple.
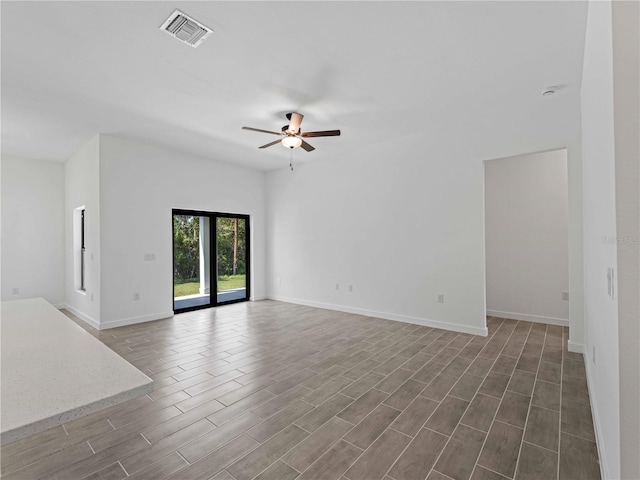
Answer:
(567, 340, 584, 353)
(584, 351, 608, 480)
(267, 295, 488, 337)
(99, 311, 174, 330)
(251, 295, 267, 301)
(486, 310, 569, 327)
(61, 304, 100, 330)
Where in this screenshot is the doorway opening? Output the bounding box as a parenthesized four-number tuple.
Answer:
(172, 209, 250, 313)
(484, 149, 569, 326)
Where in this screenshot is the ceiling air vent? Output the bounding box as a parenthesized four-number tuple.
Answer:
(160, 10, 212, 48)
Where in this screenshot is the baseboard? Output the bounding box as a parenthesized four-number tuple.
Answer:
(267, 295, 488, 337)
(61, 304, 100, 330)
(584, 351, 608, 480)
(251, 295, 267, 301)
(486, 310, 569, 327)
(567, 340, 584, 353)
(98, 311, 174, 330)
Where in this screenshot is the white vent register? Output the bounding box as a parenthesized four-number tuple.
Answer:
(160, 10, 212, 47)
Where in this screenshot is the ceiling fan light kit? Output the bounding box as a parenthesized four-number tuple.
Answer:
(282, 136, 302, 149)
(242, 112, 340, 153)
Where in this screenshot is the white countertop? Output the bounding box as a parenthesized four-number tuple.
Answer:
(1, 298, 153, 444)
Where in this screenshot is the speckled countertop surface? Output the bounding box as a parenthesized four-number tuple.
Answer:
(1, 298, 153, 444)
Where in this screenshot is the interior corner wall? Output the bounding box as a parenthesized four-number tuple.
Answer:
(567, 136, 586, 353)
(612, 1, 640, 478)
(64, 136, 101, 327)
(1, 155, 65, 305)
(97, 135, 266, 329)
(484, 149, 569, 325)
(265, 95, 582, 336)
(580, 1, 621, 478)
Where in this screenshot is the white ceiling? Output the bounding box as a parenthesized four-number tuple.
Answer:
(1, 1, 588, 171)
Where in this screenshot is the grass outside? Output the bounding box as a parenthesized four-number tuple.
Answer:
(174, 275, 246, 297)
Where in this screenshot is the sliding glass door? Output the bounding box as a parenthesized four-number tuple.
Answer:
(173, 214, 211, 310)
(216, 216, 247, 304)
(173, 210, 250, 313)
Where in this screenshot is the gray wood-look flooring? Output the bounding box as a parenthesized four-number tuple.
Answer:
(0, 301, 601, 480)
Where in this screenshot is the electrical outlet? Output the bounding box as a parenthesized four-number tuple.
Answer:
(133, 292, 140, 301)
(592, 345, 596, 364)
(277, 277, 281, 284)
(335, 283, 340, 291)
(91, 293, 94, 301)
(143, 253, 155, 261)
(348, 284, 353, 293)
(562, 291, 569, 301)
(437, 294, 444, 304)
(11, 287, 19, 295)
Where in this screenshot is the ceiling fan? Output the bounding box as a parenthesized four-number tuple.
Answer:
(242, 112, 340, 152)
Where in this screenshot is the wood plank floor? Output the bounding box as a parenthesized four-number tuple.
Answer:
(0, 301, 601, 480)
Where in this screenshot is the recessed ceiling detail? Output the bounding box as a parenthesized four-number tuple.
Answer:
(160, 9, 212, 48)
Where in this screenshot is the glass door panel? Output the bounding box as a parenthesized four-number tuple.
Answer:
(216, 216, 248, 304)
(173, 214, 211, 311)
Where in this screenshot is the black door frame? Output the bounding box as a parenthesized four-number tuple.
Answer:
(172, 208, 251, 313)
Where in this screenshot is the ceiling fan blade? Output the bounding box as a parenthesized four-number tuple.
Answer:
(287, 112, 304, 134)
(300, 139, 315, 152)
(258, 139, 283, 149)
(242, 126, 283, 136)
(301, 130, 341, 138)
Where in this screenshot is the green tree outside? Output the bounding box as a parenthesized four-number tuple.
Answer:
(216, 217, 246, 277)
(173, 215, 200, 280)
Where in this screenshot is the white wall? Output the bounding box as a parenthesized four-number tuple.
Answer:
(1, 156, 65, 305)
(485, 149, 569, 325)
(267, 138, 487, 335)
(612, 1, 639, 478)
(581, 1, 620, 477)
(266, 96, 583, 336)
(97, 135, 266, 328)
(64, 136, 101, 327)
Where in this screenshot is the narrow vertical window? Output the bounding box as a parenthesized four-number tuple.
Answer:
(74, 206, 86, 293)
(80, 209, 86, 291)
